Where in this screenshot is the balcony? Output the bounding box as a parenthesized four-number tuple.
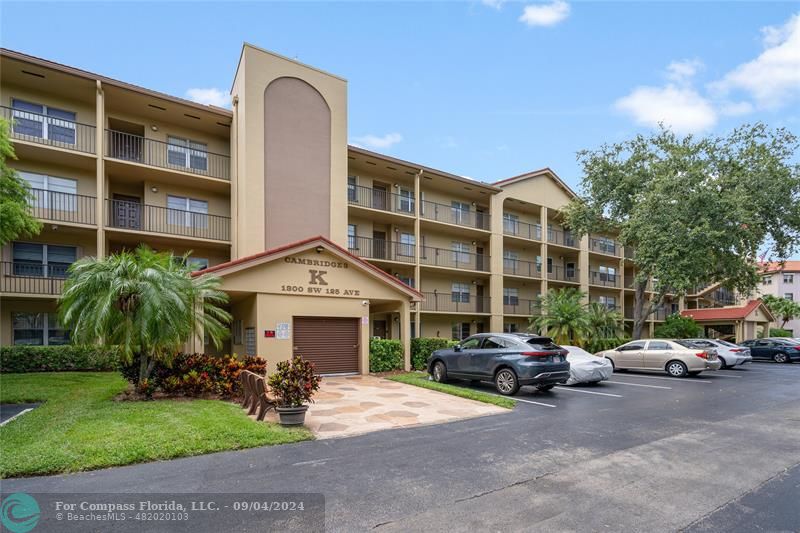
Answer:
(2, 105, 96, 154)
(348, 236, 415, 263)
(105, 199, 231, 242)
(589, 236, 621, 257)
(347, 184, 414, 216)
(0, 262, 66, 296)
(420, 200, 490, 231)
(547, 227, 578, 249)
(28, 188, 96, 226)
(624, 307, 634, 320)
(503, 219, 541, 241)
(420, 292, 491, 314)
(589, 270, 621, 288)
(420, 246, 489, 272)
(105, 130, 230, 181)
(503, 258, 541, 278)
(547, 266, 580, 283)
(503, 298, 540, 316)
(652, 307, 670, 321)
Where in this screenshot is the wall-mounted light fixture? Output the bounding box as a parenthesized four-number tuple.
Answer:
(471, 201, 477, 207)
(150, 186, 159, 193)
(471, 240, 477, 246)
(393, 183, 399, 188)
(315, 246, 324, 253)
(150, 124, 159, 132)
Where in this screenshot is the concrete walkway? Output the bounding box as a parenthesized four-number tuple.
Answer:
(260, 375, 507, 439)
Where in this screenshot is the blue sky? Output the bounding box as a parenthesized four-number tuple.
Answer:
(1, 1, 798, 192)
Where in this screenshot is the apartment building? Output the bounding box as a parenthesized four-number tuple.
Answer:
(0, 44, 693, 373)
(759, 261, 800, 335)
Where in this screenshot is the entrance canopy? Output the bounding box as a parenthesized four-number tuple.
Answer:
(681, 300, 775, 342)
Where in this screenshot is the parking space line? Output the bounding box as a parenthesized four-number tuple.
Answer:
(486, 393, 557, 408)
(613, 373, 711, 384)
(606, 380, 671, 390)
(553, 387, 623, 398)
(705, 373, 742, 378)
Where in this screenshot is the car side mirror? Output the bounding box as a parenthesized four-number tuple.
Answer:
(453, 345, 462, 352)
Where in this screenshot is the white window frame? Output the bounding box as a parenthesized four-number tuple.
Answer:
(784, 274, 794, 284)
(347, 224, 357, 250)
(503, 287, 519, 306)
(398, 188, 414, 213)
(11, 98, 76, 144)
(19, 171, 78, 211)
(503, 250, 518, 271)
(167, 135, 208, 171)
(347, 175, 358, 202)
(399, 232, 415, 256)
(167, 195, 208, 228)
(12, 242, 77, 278)
(12, 312, 69, 346)
(451, 241, 471, 265)
(599, 265, 617, 282)
(503, 213, 519, 235)
(451, 201, 470, 224)
(785, 293, 794, 301)
(451, 282, 470, 303)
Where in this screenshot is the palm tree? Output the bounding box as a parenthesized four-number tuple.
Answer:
(59, 246, 231, 385)
(529, 288, 590, 345)
(585, 302, 623, 339)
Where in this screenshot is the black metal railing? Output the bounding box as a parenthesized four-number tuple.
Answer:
(105, 130, 230, 180)
(503, 298, 540, 316)
(503, 258, 541, 278)
(591, 301, 619, 312)
(589, 236, 621, 257)
(0, 261, 67, 295)
(420, 292, 491, 313)
(2, 106, 96, 154)
(106, 199, 231, 241)
(348, 236, 415, 263)
(503, 219, 542, 240)
(27, 188, 96, 225)
(420, 246, 489, 271)
(347, 184, 415, 215)
(547, 265, 580, 283)
(547, 227, 578, 248)
(589, 270, 621, 288)
(420, 200, 490, 230)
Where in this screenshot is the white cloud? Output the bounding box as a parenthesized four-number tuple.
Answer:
(184, 88, 230, 108)
(615, 85, 717, 134)
(719, 100, 754, 117)
(710, 13, 800, 109)
(519, 1, 570, 27)
(665, 59, 704, 84)
(351, 133, 403, 150)
(481, 0, 506, 9)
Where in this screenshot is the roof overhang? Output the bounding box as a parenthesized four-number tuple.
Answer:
(680, 300, 775, 322)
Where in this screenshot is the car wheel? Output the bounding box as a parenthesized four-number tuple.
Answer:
(666, 360, 688, 377)
(432, 361, 448, 383)
(536, 384, 555, 392)
(774, 353, 789, 364)
(494, 368, 520, 396)
(718, 357, 727, 370)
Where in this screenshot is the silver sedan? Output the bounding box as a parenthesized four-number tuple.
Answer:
(563, 346, 614, 385)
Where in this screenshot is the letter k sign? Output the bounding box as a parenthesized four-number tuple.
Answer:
(308, 270, 328, 285)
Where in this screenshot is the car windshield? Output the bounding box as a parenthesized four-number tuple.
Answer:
(716, 340, 738, 347)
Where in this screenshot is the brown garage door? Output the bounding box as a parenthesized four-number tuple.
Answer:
(293, 317, 360, 374)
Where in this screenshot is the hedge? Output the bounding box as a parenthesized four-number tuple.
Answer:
(769, 328, 792, 338)
(1, 345, 120, 373)
(369, 338, 403, 372)
(583, 337, 631, 354)
(411, 337, 458, 371)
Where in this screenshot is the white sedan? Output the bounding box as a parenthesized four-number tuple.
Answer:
(683, 338, 752, 368)
(563, 346, 614, 385)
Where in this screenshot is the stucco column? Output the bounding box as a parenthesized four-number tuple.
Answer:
(95, 80, 105, 258)
(414, 170, 422, 337)
(539, 207, 549, 335)
(401, 299, 411, 371)
(230, 95, 239, 259)
(489, 194, 504, 332)
(579, 235, 590, 303)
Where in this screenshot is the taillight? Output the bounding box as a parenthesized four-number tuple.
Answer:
(521, 351, 550, 357)
(730, 348, 744, 352)
(793, 346, 800, 351)
(695, 351, 709, 359)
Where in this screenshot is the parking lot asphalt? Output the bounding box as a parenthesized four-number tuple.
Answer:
(4, 362, 800, 532)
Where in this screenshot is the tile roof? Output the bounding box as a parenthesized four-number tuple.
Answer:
(680, 300, 768, 321)
(760, 260, 800, 273)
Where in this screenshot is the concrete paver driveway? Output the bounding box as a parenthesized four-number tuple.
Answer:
(262, 375, 507, 439)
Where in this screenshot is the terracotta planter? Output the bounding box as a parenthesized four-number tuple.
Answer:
(276, 405, 309, 425)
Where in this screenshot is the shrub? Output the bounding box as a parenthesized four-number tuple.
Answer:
(0, 345, 119, 373)
(268, 354, 322, 407)
(411, 338, 458, 370)
(654, 313, 703, 339)
(583, 337, 631, 354)
(369, 338, 403, 372)
(769, 328, 792, 337)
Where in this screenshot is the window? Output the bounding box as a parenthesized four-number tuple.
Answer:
(12, 99, 76, 144)
(536, 256, 543, 273)
(19, 171, 78, 211)
(503, 288, 519, 306)
(785, 293, 794, 301)
(186, 257, 209, 271)
(566, 262, 577, 279)
(232, 320, 243, 345)
(12, 312, 69, 345)
(503, 213, 519, 234)
(451, 241, 470, 265)
(784, 274, 794, 284)
(451, 201, 470, 224)
(167, 195, 208, 228)
(452, 323, 471, 341)
(597, 237, 617, 255)
(619, 342, 645, 351)
(503, 323, 519, 333)
(597, 295, 616, 310)
(503, 250, 518, 272)
(482, 336, 510, 349)
(451, 282, 470, 303)
(12, 242, 76, 278)
(245, 327, 256, 356)
(460, 336, 481, 348)
(546, 257, 553, 274)
(399, 233, 415, 256)
(599, 265, 617, 283)
(347, 224, 357, 250)
(347, 176, 357, 202)
(398, 188, 414, 213)
(647, 341, 671, 350)
(397, 275, 415, 288)
(167, 135, 208, 171)
(762, 276, 772, 285)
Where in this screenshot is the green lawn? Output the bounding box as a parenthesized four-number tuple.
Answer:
(0, 372, 312, 478)
(387, 372, 516, 409)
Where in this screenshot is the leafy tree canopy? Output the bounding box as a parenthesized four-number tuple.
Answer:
(653, 314, 703, 339)
(0, 118, 42, 245)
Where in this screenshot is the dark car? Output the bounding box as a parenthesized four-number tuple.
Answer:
(427, 333, 570, 395)
(739, 338, 800, 363)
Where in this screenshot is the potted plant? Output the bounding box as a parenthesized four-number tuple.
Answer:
(267, 354, 322, 425)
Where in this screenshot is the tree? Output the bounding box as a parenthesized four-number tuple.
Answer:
(585, 302, 623, 339)
(653, 313, 703, 338)
(0, 118, 41, 245)
(59, 246, 232, 386)
(563, 123, 800, 339)
(761, 295, 800, 328)
(530, 288, 591, 345)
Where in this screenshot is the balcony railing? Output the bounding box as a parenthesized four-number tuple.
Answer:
(591, 301, 619, 312)
(105, 199, 231, 241)
(503, 298, 540, 316)
(547, 265, 580, 283)
(2, 106, 96, 154)
(547, 227, 578, 248)
(347, 184, 415, 215)
(28, 188, 96, 225)
(589, 236, 621, 257)
(503, 258, 541, 278)
(105, 130, 230, 181)
(420, 292, 491, 313)
(0, 262, 67, 295)
(420, 200, 490, 230)
(348, 236, 415, 263)
(420, 246, 489, 272)
(589, 270, 621, 288)
(503, 219, 541, 240)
